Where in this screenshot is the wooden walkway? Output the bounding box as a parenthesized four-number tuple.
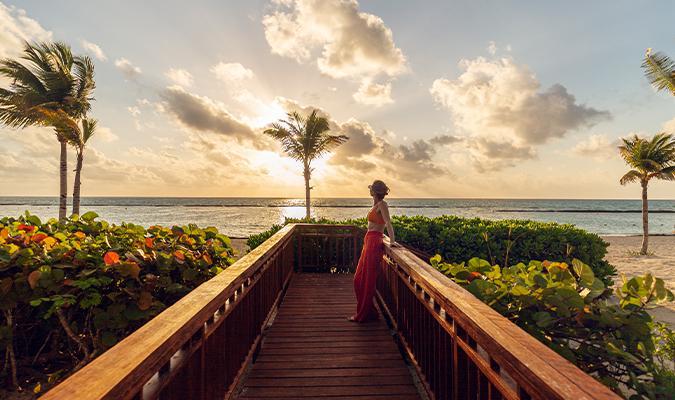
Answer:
(237, 273, 422, 399)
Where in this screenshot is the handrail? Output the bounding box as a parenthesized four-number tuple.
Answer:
(377, 237, 621, 400)
(42, 224, 297, 400)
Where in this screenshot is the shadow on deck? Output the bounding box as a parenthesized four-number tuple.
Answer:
(236, 273, 421, 399)
(41, 224, 620, 400)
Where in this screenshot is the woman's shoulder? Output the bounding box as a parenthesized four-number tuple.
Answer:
(378, 200, 389, 209)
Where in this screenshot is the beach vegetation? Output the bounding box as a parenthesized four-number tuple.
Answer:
(642, 49, 675, 96)
(431, 255, 674, 399)
(248, 215, 617, 284)
(264, 110, 348, 219)
(0, 41, 96, 221)
(0, 212, 234, 393)
(618, 132, 675, 255)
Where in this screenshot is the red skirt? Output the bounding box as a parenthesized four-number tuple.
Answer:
(352, 230, 384, 322)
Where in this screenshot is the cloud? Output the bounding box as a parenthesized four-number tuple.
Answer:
(164, 68, 193, 87)
(160, 85, 266, 147)
(663, 117, 675, 134)
(0, 3, 52, 59)
(80, 40, 107, 61)
(94, 126, 118, 143)
(211, 62, 254, 83)
(114, 58, 142, 79)
(487, 41, 497, 55)
(276, 97, 448, 181)
(353, 80, 393, 106)
(431, 55, 610, 171)
(263, 0, 406, 103)
(572, 134, 620, 160)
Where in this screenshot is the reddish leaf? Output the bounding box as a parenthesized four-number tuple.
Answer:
(28, 271, 41, 289)
(73, 231, 86, 240)
(32, 233, 48, 243)
(17, 224, 36, 232)
(103, 251, 120, 266)
(0, 228, 8, 239)
(62, 279, 75, 286)
(202, 253, 213, 265)
(145, 237, 154, 249)
(174, 250, 185, 261)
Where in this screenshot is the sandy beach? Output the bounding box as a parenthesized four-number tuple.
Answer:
(602, 235, 675, 326)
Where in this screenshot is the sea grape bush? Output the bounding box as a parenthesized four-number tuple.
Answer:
(430, 255, 674, 399)
(247, 215, 616, 284)
(0, 212, 235, 393)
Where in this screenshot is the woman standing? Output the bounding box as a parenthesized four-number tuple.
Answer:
(349, 180, 399, 322)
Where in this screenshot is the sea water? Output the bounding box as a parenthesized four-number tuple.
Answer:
(0, 197, 672, 237)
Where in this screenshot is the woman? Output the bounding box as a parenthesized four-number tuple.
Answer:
(349, 180, 399, 323)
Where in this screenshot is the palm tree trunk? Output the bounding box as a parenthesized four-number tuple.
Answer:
(640, 180, 649, 255)
(58, 137, 68, 221)
(72, 149, 83, 216)
(303, 162, 311, 220)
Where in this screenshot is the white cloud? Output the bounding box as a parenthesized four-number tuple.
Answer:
(487, 41, 497, 55)
(662, 117, 675, 134)
(210, 62, 254, 83)
(80, 40, 107, 61)
(94, 126, 118, 143)
(0, 3, 52, 59)
(114, 58, 142, 79)
(262, 0, 406, 104)
(353, 80, 393, 107)
(430, 55, 610, 171)
(165, 68, 193, 87)
(572, 134, 619, 160)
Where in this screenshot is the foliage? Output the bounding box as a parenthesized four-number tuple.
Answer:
(248, 215, 616, 285)
(0, 212, 234, 392)
(619, 133, 675, 186)
(430, 255, 674, 399)
(642, 49, 675, 95)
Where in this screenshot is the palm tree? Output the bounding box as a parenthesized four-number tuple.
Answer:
(619, 133, 675, 254)
(265, 110, 348, 219)
(52, 115, 97, 216)
(0, 41, 95, 221)
(642, 48, 675, 96)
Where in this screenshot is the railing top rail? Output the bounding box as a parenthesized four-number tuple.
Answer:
(382, 237, 620, 400)
(42, 224, 297, 400)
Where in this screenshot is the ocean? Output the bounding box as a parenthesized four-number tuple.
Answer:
(0, 197, 673, 238)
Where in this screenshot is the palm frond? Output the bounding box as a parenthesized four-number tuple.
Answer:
(619, 170, 643, 185)
(82, 117, 97, 144)
(642, 49, 675, 95)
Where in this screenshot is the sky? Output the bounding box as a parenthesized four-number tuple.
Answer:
(0, 0, 674, 199)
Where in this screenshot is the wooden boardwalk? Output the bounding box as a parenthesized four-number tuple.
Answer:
(237, 273, 422, 400)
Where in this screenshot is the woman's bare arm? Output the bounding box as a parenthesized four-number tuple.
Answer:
(379, 201, 398, 245)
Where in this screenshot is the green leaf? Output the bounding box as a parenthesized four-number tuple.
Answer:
(572, 259, 595, 286)
(80, 211, 99, 222)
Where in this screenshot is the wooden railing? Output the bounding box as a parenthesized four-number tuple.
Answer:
(42, 224, 620, 400)
(377, 236, 621, 400)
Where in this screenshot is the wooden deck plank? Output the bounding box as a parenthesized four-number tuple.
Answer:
(236, 273, 422, 399)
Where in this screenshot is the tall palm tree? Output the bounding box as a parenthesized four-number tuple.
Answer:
(0, 41, 95, 220)
(619, 133, 675, 254)
(265, 110, 348, 219)
(70, 117, 97, 216)
(642, 48, 675, 96)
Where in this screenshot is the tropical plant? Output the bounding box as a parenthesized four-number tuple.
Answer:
(67, 117, 97, 216)
(0, 41, 96, 221)
(248, 215, 617, 285)
(618, 133, 675, 254)
(430, 255, 674, 399)
(0, 212, 234, 392)
(264, 110, 348, 219)
(642, 48, 675, 96)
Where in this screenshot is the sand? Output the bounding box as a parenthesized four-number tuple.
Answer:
(602, 235, 675, 326)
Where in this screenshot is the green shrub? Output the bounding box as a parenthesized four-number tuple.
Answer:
(0, 212, 235, 393)
(431, 255, 674, 399)
(248, 215, 616, 284)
